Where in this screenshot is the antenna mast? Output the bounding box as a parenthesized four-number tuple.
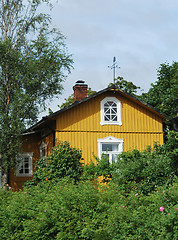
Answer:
(108, 57, 119, 85)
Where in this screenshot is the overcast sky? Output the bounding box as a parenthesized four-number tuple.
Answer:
(40, 0, 178, 117)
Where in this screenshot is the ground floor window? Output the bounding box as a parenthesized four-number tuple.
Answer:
(97, 136, 124, 164)
(16, 153, 33, 177)
(40, 142, 47, 161)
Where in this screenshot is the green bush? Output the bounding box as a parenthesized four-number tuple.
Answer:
(0, 180, 177, 239)
(82, 155, 114, 182)
(111, 131, 178, 195)
(82, 131, 178, 195)
(25, 141, 83, 187)
(1, 132, 177, 239)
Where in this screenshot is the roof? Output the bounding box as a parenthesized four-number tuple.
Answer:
(24, 85, 167, 133)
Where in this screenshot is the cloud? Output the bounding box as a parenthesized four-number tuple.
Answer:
(40, 0, 178, 117)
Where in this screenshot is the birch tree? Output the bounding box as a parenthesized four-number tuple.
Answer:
(0, 0, 73, 185)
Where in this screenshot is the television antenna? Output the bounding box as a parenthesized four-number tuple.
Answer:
(108, 56, 120, 84)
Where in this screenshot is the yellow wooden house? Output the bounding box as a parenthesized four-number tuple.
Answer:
(9, 80, 166, 190)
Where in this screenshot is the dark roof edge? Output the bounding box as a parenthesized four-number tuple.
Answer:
(24, 85, 167, 132)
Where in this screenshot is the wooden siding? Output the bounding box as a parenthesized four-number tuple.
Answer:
(55, 91, 164, 164)
(9, 132, 54, 191)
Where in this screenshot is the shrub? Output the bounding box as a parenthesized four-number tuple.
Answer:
(112, 145, 176, 195)
(0, 180, 177, 239)
(82, 155, 114, 182)
(25, 141, 83, 187)
(82, 131, 178, 195)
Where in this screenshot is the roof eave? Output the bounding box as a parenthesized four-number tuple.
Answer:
(24, 85, 166, 132)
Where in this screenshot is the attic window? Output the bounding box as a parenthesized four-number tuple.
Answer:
(100, 97, 122, 125)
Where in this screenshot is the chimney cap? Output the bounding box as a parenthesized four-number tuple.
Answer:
(75, 80, 87, 85)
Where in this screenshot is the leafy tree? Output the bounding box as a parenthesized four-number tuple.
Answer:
(140, 62, 178, 118)
(0, 0, 73, 185)
(108, 76, 141, 95)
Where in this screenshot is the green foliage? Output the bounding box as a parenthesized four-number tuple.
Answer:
(82, 155, 114, 183)
(140, 62, 178, 118)
(0, 0, 73, 182)
(108, 76, 141, 95)
(83, 131, 178, 195)
(112, 146, 175, 195)
(25, 141, 83, 187)
(1, 132, 178, 239)
(0, 179, 177, 239)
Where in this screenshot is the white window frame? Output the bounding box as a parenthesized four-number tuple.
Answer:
(16, 153, 33, 177)
(100, 97, 122, 126)
(40, 142, 47, 161)
(97, 136, 124, 164)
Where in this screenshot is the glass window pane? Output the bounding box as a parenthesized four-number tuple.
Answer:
(104, 102, 109, 107)
(25, 163, 29, 168)
(105, 115, 111, 120)
(111, 109, 117, 114)
(102, 143, 119, 151)
(102, 144, 112, 151)
(104, 108, 110, 113)
(107, 101, 113, 106)
(111, 115, 117, 121)
(112, 154, 118, 163)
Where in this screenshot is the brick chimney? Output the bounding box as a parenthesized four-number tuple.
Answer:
(73, 80, 88, 102)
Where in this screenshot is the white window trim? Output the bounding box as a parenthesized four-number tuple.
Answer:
(40, 142, 47, 161)
(100, 97, 122, 126)
(97, 136, 124, 164)
(16, 152, 33, 177)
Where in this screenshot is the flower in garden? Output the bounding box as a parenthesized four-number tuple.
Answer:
(100, 202, 102, 204)
(176, 208, 178, 211)
(168, 213, 170, 215)
(160, 206, 164, 212)
(122, 206, 125, 208)
(162, 190, 165, 194)
(44, 210, 47, 213)
(135, 193, 138, 196)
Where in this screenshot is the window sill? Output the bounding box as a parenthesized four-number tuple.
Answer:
(16, 174, 33, 177)
(100, 121, 122, 126)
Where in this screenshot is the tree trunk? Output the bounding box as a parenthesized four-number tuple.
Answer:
(1, 167, 8, 188)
